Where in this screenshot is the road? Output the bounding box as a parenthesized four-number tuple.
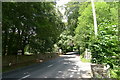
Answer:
(2, 53, 91, 79)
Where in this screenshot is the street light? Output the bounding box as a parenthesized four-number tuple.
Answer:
(91, 0, 98, 36)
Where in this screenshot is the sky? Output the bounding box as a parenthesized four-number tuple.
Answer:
(56, 0, 70, 6)
(56, 0, 71, 22)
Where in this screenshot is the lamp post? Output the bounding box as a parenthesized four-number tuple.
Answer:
(91, 0, 98, 36)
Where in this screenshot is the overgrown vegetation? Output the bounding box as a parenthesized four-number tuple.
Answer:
(58, 2, 119, 78)
(2, 2, 119, 78)
(2, 2, 65, 55)
(80, 55, 91, 63)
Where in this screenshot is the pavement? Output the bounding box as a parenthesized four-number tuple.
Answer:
(2, 53, 92, 79)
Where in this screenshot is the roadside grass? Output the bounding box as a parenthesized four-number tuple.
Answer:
(80, 55, 91, 63)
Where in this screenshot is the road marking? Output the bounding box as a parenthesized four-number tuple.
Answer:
(70, 75, 73, 77)
(47, 64, 53, 67)
(18, 75, 30, 80)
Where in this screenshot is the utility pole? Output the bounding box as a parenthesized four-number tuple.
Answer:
(91, 0, 98, 36)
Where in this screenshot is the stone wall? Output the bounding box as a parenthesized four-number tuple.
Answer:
(2, 53, 58, 67)
(91, 64, 110, 78)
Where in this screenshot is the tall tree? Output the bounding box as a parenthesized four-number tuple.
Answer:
(2, 2, 65, 55)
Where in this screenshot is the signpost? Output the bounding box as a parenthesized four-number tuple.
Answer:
(17, 50, 22, 55)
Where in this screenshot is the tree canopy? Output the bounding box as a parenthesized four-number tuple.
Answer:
(2, 1, 119, 78)
(2, 2, 65, 55)
(57, 2, 119, 78)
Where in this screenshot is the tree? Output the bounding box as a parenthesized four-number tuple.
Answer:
(65, 2, 80, 36)
(56, 2, 80, 53)
(2, 2, 65, 55)
(73, 2, 119, 77)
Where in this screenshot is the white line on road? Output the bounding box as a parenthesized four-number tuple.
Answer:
(70, 75, 73, 77)
(47, 64, 53, 67)
(18, 75, 30, 80)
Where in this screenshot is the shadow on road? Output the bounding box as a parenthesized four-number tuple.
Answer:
(2, 54, 91, 79)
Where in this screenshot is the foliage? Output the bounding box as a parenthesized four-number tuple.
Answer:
(67, 2, 119, 77)
(56, 2, 80, 53)
(74, 2, 93, 53)
(2, 2, 119, 77)
(80, 55, 91, 63)
(90, 25, 119, 65)
(65, 2, 80, 36)
(110, 68, 120, 78)
(2, 2, 64, 55)
(90, 2, 119, 67)
(57, 31, 74, 53)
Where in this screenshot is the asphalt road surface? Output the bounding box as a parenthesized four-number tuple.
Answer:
(2, 53, 91, 79)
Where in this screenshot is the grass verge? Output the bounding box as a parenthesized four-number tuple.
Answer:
(80, 55, 91, 63)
